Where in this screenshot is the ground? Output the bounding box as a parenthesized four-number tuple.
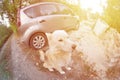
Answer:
(0, 21, 120, 80)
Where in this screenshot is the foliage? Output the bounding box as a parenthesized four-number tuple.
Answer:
(0, 25, 12, 48)
(0, 0, 19, 32)
(60, 1, 87, 21)
(103, 0, 120, 32)
(0, 0, 30, 32)
(0, 59, 11, 80)
(29, 0, 63, 4)
(0, 40, 12, 80)
(2, 0, 18, 25)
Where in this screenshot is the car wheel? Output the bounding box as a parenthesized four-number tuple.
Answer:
(29, 32, 48, 50)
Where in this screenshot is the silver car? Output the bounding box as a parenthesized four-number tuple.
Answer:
(18, 2, 79, 50)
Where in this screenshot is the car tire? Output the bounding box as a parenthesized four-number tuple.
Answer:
(29, 32, 48, 50)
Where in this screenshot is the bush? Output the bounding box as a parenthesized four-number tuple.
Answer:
(0, 25, 12, 48)
(103, 0, 120, 32)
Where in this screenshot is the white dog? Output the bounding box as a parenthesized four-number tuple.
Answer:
(39, 30, 76, 74)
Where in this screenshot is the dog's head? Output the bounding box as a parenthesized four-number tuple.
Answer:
(47, 30, 76, 52)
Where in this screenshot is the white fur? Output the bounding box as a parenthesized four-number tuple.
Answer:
(39, 30, 76, 74)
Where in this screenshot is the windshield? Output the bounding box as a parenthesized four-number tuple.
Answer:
(24, 3, 74, 18)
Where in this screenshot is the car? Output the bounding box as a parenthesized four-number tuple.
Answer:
(17, 2, 79, 50)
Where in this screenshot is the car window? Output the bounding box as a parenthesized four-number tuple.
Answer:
(57, 4, 74, 15)
(23, 3, 73, 18)
(39, 4, 58, 16)
(24, 4, 58, 18)
(39, 4, 73, 15)
(24, 7, 34, 18)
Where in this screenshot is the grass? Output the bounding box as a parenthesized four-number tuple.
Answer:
(0, 25, 12, 80)
(0, 25, 12, 49)
(0, 59, 11, 80)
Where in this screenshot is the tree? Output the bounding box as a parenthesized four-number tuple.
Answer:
(29, 0, 67, 4)
(0, 0, 30, 32)
(103, 0, 120, 32)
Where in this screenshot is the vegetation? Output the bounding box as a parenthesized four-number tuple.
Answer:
(0, 25, 12, 49)
(1, 0, 28, 33)
(103, 0, 120, 32)
(0, 33, 12, 80)
(0, 0, 29, 48)
(60, 1, 86, 21)
(0, 59, 11, 80)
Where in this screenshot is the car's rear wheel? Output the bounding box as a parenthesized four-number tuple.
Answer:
(29, 32, 48, 50)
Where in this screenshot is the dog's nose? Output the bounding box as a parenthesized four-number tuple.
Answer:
(72, 44, 76, 50)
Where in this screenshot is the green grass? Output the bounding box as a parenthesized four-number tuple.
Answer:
(0, 25, 12, 49)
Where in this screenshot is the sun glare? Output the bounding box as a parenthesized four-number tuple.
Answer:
(66, 0, 107, 14)
(80, 0, 107, 14)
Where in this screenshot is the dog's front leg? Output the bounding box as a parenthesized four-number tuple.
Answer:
(39, 50, 45, 61)
(43, 63, 54, 71)
(55, 65, 65, 74)
(66, 66, 71, 71)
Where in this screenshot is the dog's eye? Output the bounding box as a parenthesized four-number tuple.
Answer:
(58, 39, 63, 42)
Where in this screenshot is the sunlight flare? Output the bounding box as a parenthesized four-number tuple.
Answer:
(66, 0, 107, 14)
(80, 0, 107, 13)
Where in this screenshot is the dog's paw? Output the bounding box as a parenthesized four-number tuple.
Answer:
(49, 68, 54, 72)
(66, 67, 71, 70)
(60, 71, 65, 74)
